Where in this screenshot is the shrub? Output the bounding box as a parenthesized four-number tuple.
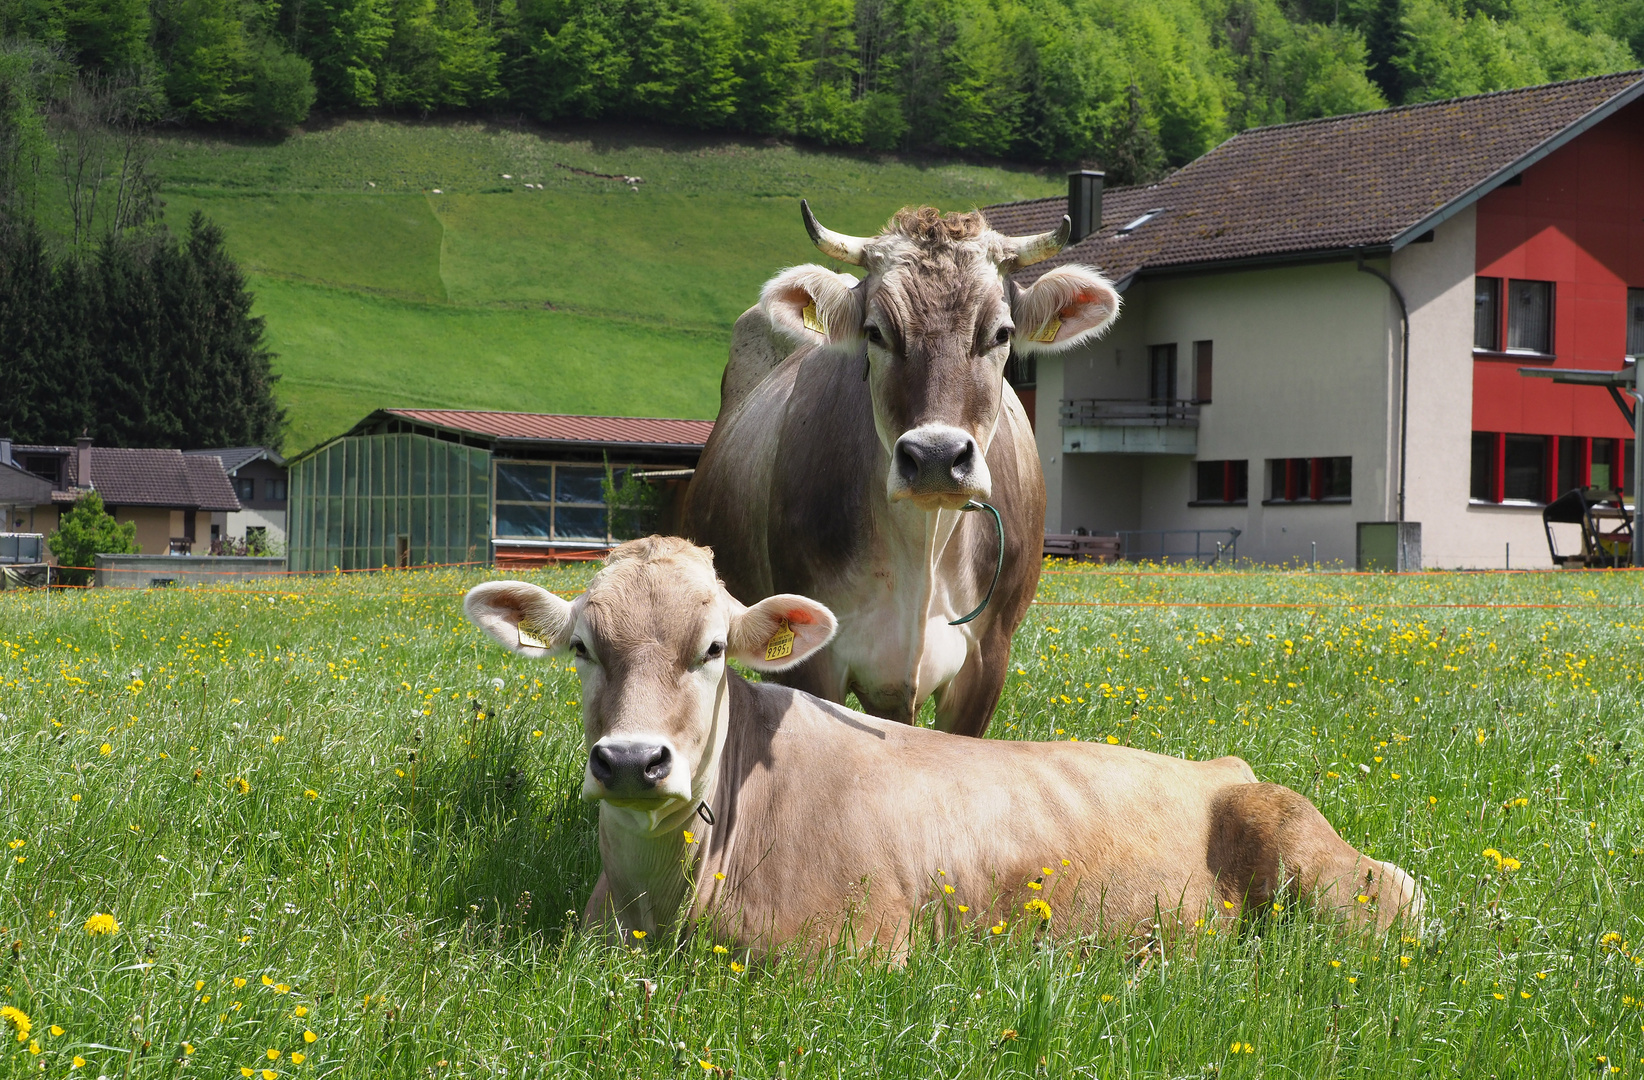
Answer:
(47, 490, 138, 585)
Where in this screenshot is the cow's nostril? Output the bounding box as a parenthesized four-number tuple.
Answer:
(950, 440, 975, 477)
(643, 745, 672, 782)
(895, 443, 921, 485)
(589, 744, 615, 783)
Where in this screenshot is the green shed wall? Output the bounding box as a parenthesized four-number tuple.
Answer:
(288, 433, 491, 571)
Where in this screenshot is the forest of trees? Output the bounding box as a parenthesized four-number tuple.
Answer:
(3, 0, 1643, 178)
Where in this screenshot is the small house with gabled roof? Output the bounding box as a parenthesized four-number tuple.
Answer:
(987, 70, 1644, 568)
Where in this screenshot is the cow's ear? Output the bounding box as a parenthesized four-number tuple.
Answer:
(729, 593, 837, 672)
(1011, 265, 1120, 354)
(464, 581, 574, 659)
(759, 265, 862, 347)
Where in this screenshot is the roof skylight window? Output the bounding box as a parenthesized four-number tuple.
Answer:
(1117, 209, 1164, 234)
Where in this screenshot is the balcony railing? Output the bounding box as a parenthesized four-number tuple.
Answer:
(1059, 398, 1201, 427)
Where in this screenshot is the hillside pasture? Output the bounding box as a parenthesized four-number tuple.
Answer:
(148, 121, 1064, 450)
(0, 565, 1639, 1077)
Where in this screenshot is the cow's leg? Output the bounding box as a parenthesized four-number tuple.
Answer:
(930, 618, 1011, 737)
(1207, 783, 1423, 932)
(583, 872, 618, 939)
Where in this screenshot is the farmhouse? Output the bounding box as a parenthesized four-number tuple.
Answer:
(988, 70, 1644, 568)
(285, 409, 712, 571)
(184, 447, 289, 549)
(0, 436, 241, 556)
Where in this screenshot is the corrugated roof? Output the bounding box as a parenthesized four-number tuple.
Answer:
(44, 447, 242, 511)
(383, 409, 715, 447)
(985, 70, 1644, 285)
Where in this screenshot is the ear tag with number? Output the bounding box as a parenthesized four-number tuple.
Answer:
(764, 619, 795, 662)
(1031, 316, 1062, 344)
(517, 618, 549, 650)
(801, 301, 827, 335)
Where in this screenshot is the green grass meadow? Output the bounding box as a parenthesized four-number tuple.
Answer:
(0, 565, 1640, 1077)
(145, 121, 1063, 451)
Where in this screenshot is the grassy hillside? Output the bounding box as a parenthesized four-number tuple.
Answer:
(149, 120, 1062, 451)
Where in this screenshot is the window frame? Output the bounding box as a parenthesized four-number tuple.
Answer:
(1261, 457, 1352, 505)
(1504, 278, 1554, 356)
(1190, 458, 1246, 506)
(1193, 340, 1213, 404)
(491, 459, 633, 544)
(1147, 343, 1178, 402)
(1627, 287, 1644, 359)
(1473, 276, 1500, 352)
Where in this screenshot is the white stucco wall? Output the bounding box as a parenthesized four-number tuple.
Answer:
(1039, 259, 1397, 564)
(226, 508, 287, 545)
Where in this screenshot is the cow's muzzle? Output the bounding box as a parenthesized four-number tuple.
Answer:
(588, 739, 673, 795)
(890, 425, 990, 508)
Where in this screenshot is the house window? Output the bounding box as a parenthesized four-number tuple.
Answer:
(1265, 457, 1351, 503)
(1474, 277, 1500, 351)
(235, 477, 256, 502)
(1506, 280, 1553, 354)
(1194, 459, 1246, 504)
(1628, 288, 1644, 358)
(1556, 435, 1581, 495)
(1148, 344, 1177, 401)
(1193, 340, 1212, 403)
(1591, 438, 1617, 491)
(266, 478, 287, 501)
(1502, 434, 1547, 502)
(494, 461, 626, 541)
(22, 455, 62, 486)
(1470, 432, 1498, 501)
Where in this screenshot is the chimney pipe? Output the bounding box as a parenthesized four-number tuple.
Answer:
(76, 435, 92, 490)
(1068, 170, 1104, 243)
(0, 439, 11, 468)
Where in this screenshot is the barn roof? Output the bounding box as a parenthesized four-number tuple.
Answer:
(984, 70, 1644, 287)
(291, 409, 716, 462)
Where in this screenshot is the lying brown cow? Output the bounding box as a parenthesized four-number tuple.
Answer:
(465, 538, 1422, 953)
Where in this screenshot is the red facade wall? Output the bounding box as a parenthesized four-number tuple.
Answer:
(1473, 99, 1644, 442)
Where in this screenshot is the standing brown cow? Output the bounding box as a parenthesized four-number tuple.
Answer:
(685, 204, 1120, 734)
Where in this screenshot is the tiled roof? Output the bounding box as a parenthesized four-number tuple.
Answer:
(985, 71, 1644, 285)
(185, 446, 286, 474)
(46, 447, 241, 511)
(383, 409, 715, 447)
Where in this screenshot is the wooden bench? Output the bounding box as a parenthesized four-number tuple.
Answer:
(1043, 533, 1121, 563)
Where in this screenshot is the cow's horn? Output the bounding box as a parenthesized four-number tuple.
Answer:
(801, 199, 868, 266)
(1008, 215, 1072, 268)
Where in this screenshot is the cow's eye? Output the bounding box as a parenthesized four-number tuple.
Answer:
(570, 639, 590, 660)
(864, 324, 886, 346)
(703, 641, 725, 662)
(993, 325, 1013, 346)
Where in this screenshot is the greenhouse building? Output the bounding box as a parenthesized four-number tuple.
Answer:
(286, 409, 713, 571)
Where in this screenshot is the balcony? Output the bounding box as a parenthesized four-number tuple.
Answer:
(1059, 398, 1199, 454)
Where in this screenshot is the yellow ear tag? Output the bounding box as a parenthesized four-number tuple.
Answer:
(801, 301, 826, 335)
(517, 619, 549, 650)
(1031, 317, 1062, 344)
(764, 619, 795, 662)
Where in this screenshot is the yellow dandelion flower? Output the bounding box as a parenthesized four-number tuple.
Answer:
(194, 980, 205, 992)
(1000, 1029, 1018, 1041)
(73, 1056, 86, 1069)
(714, 872, 725, 880)
(242, 1070, 254, 1078)
(275, 984, 291, 994)
(49, 1026, 63, 1037)
(267, 1048, 281, 1060)
(234, 977, 248, 988)
(264, 1070, 278, 1080)
(682, 830, 696, 845)
(290, 1052, 305, 1064)
(0, 1005, 31, 1042)
(99, 743, 111, 755)
(1023, 898, 1052, 920)
(713, 945, 728, 954)
(84, 913, 120, 936)
(1025, 880, 1042, 890)
(303, 1031, 317, 1043)
(262, 975, 274, 986)
(631, 930, 647, 940)
(304, 790, 318, 800)
(183, 1044, 194, 1055)
(293, 1006, 308, 1017)
(233, 777, 251, 795)
(729, 961, 745, 973)
(958, 905, 969, 913)
(943, 884, 955, 894)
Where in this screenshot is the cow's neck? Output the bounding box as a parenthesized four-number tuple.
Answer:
(872, 479, 968, 720)
(595, 672, 732, 937)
